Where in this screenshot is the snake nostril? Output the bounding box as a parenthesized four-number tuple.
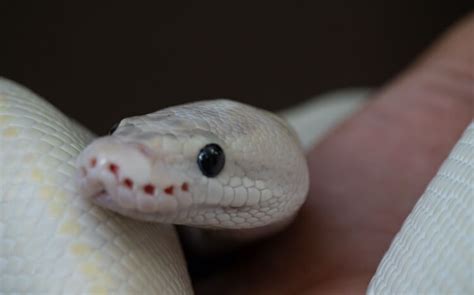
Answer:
(136, 143, 154, 158)
(80, 167, 87, 177)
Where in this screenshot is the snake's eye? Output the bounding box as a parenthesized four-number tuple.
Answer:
(109, 122, 120, 135)
(197, 143, 225, 177)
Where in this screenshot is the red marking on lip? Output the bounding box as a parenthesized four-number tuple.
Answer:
(143, 184, 155, 195)
(90, 158, 97, 168)
(181, 182, 189, 192)
(109, 163, 119, 175)
(164, 186, 174, 195)
(123, 178, 133, 189)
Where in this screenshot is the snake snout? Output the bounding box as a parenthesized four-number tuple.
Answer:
(76, 138, 158, 211)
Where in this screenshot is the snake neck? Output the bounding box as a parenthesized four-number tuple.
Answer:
(178, 215, 295, 256)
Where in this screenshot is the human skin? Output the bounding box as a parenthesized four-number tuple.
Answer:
(194, 13, 474, 294)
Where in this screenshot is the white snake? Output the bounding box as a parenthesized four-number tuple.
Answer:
(1, 77, 472, 294)
(76, 99, 309, 236)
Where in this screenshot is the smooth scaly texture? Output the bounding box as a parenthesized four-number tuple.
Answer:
(0, 78, 192, 294)
(368, 122, 474, 294)
(76, 100, 310, 232)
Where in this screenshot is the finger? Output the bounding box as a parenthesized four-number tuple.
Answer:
(308, 12, 473, 235)
(303, 12, 474, 292)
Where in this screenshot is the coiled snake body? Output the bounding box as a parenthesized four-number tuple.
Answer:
(1, 78, 472, 294)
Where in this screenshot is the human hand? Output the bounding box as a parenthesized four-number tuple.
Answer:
(194, 13, 473, 294)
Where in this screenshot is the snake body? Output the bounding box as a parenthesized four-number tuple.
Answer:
(1, 77, 472, 294)
(0, 79, 191, 293)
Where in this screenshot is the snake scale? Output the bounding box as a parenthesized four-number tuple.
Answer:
(1, 77, 472, 294)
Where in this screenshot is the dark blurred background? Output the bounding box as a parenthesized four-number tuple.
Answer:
(0, 2, 471, 133)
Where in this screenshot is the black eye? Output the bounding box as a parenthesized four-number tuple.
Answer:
(109, 122, 120, 135)
(197, 143, 225, 177)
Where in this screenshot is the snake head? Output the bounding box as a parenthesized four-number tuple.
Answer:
(76, 100, 309, 229)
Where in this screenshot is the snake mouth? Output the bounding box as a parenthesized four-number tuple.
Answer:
(84, 183, 183, 223)
(76, 160, 182, 218)
(77, 161, 182, 214)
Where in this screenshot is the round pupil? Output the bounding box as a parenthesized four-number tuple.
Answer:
(197, 143, 225, 177)
(109, 122, 120, 135)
